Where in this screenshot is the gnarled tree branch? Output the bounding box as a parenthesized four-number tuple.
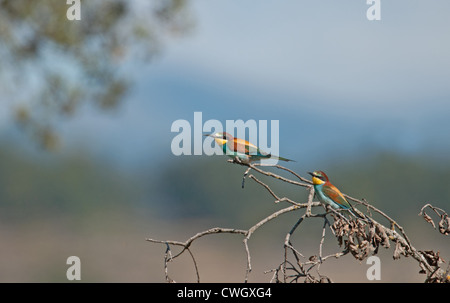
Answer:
(147, 161, 449, 283)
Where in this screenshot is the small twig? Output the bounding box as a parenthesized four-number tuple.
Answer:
(147, 227, 247, 258)
(228, 160, 311, 188)
(318, 219, 328, 265)
(249, 174, 313, 207)
(242, 166, 252, 188)
(420, 203, 447, 217)
(164, 243, 174, 283)
(253, 163, 312, 184)
(187, 248, 200, 283)
(306, 186, 315, 217)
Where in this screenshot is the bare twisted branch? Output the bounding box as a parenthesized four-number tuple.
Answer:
(147, 161, 449, 283)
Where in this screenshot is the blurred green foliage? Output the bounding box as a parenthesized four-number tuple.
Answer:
(0, 0, 192, 149)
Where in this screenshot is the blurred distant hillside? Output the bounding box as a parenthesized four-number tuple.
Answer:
(0, 139, 449, 282)
(2, 140, 449, 223)
(0, 143, 139, 222)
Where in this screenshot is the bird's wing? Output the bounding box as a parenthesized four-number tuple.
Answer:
(322, 183, 351, 209)
(232, 138, 266, 156)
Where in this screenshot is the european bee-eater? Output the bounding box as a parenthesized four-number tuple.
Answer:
(308, 171, 362, 219)
(204, 132, 294, 164)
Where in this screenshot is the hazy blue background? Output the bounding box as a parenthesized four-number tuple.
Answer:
(51, 0, 450, 168)
(0, 0, 449, 282)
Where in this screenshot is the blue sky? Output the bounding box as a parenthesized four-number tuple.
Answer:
(9, 1, 450, 169)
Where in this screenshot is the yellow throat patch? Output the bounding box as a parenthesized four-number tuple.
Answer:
(214, 138, 227, 146)
(312, 176, 325, 185)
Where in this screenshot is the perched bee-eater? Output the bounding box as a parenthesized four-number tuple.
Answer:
(308, 171, 362, 219)
(204, 132, 294, 164)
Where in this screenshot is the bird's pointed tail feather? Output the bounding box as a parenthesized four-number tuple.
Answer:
(273, 155, 295, 162)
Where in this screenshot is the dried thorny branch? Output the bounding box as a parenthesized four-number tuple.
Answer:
(147, 159, 450, 283)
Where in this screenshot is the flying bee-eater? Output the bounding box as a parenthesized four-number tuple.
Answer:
(204, 132, 294, 164)
(308, 171, 364, 219)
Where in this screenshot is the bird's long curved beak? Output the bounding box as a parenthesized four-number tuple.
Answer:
(204, 134, 213, 137)
(307, 172, 314, 177)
